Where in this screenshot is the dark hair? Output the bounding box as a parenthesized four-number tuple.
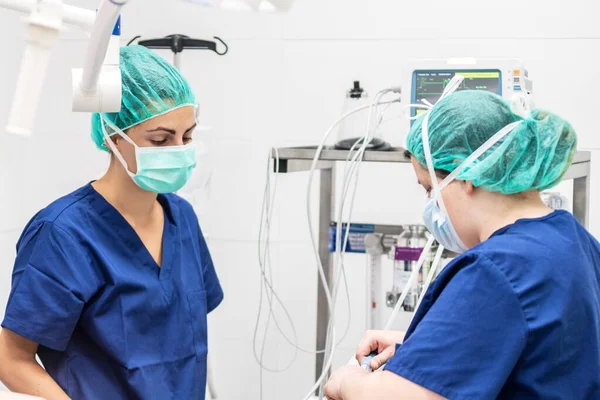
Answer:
(404, 149, 450, 179)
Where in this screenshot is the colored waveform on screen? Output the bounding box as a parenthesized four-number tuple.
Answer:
(414, 71, 501, 101)
(416, 75, 499, 95)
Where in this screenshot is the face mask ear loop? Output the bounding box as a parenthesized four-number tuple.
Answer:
(421, 111, 468, 251)
(439, 121, 523, 190)
(419, 75, 466, 207)
(100, 118, 137, 179)
(510, 92, 532, 120)
(403, 76, 464, 122)
(404, 104, 431, 121)
(102, 117, 138, 147)
(421, 112, 442, 199)
(421, 113, 451, 219)
(440, 75, 465, 98)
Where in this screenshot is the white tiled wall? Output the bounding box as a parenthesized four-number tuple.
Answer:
(0, 0, 599, 398)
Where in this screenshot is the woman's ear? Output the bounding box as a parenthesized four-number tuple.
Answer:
(104, 135, 119, 152)
(463, 180, 475, 195)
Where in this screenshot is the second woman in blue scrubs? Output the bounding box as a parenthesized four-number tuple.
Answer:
(324, 90, 600, 399)
(0, 45, 223, 400)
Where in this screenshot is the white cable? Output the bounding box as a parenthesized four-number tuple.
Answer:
(254, 148, 300, 371)
(312, 89, 397, 400)
(314, 138, 371, 398)
(365, 255, 373, 330)
(252, 92, 400, 400)
(318, 137, 367, 397)
(258, 98, 400, 357)
(305, 96, 393, 351)
(308, 99, 381, 400)
(338, 78, 466, 373)
(330, 133, 376, 344)
(253, 137, 387, 369)
(340, 237, 438, 369)
(412, 244, 444, 321)
(257, 151, 276, 399)
(384, 235, 435, 331)
(253, 136, 373, 387)
(328, 92, 384, 344)
(253, 145, 354, 356)
(326, 89, 394, 367)
(330, 95, 388, 327)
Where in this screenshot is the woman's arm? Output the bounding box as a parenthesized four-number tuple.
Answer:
(0, 329, 70, 400)
(340, 370, 446, 400)
(324, 366, 446, 400)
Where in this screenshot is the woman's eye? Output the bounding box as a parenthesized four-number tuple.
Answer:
(183, 137, 193, 143)
(150, 139, 168, 145)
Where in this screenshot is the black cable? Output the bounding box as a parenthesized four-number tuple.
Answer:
(126, 35, 141, 46)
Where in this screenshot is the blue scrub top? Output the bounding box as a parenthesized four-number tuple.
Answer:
(386, 211, 600, 399)
(2, 183, 224, 400)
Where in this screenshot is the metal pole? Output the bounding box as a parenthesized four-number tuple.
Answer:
(315, 166, 335, 383)
(370, 254, 382, 329)
(573, 174, 590, 229)
(173, 52, 182, 70)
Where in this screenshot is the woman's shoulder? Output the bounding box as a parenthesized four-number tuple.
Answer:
(475, 211, 598, 267)
(442, 211, 600, 309)
(22, 184, 96, 237)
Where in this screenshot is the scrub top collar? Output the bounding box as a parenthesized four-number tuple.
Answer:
(85, 182, 178, 280)
(87, 181, 178, 226)
(489, 209, 564, 239)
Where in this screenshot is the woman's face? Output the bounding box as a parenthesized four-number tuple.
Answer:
(410, 156, 480, 248)
(112, 106, 197, 174)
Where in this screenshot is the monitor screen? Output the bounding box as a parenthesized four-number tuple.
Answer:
(411, 70, 502, 117)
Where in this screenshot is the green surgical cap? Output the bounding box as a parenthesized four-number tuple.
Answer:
(91, 45, 196, 152)
(406, 90, 577, 195)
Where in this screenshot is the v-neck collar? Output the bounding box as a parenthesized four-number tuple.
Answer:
(86, 183, 178, 280)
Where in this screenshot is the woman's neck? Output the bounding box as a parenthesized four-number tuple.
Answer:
(92, 161, 160, 225)
(477, 191, 553, 243)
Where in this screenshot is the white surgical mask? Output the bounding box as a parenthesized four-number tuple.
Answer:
(100, 118, 198, 194)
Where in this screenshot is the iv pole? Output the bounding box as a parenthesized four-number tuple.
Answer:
(135, 34, 228, 69)
(134, 33, 227, 400)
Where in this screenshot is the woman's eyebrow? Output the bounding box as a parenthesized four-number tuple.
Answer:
(147, 127, 176, 135)
(184, 123, 197, 134)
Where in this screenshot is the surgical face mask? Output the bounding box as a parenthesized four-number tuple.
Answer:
(100, 118, 197, 194)
(420, 111, 523, 254)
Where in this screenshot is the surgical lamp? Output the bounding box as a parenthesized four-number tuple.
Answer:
(0, 0, 294, 136)
(184, 0, 294, 12)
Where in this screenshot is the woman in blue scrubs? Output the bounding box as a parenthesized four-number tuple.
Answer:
(325, 90, 600, 399)
(0, 45, 223, 400)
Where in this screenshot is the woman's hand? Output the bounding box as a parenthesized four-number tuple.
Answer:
(324, 366, 368, 400)
(0, 329, 70, 400)
(356, 330, 406, 370)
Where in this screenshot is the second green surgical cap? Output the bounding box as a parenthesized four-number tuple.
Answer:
(91, 45, 196, 152)
(406, 90, 577, 194)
